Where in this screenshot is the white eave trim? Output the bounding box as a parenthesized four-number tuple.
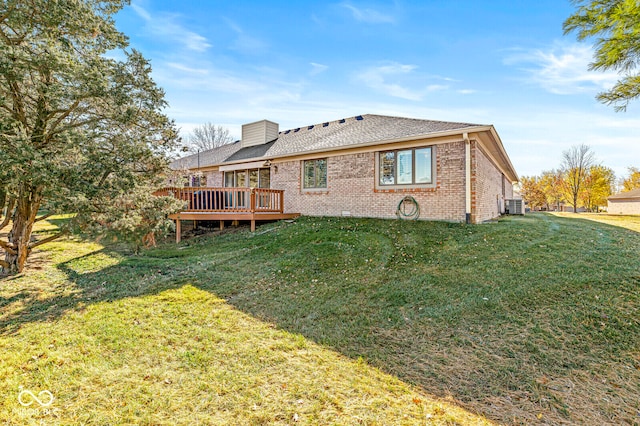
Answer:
(218, 160, 268, 171)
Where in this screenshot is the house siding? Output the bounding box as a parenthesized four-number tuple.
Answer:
(271, 141, 468, 222)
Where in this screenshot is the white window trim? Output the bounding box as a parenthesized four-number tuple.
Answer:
(374, 145, 437, 190)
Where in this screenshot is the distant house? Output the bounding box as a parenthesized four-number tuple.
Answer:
(166, 114, 518, 236)
(607, 188, 640, 215)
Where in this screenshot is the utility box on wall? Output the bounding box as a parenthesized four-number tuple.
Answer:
(505, 199, 524, 215)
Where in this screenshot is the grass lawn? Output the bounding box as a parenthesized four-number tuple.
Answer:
(1, 213, 639, 425)
(550, 211, 640, 233)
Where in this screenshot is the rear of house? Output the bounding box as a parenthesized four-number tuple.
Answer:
(169, 114, 518, 224)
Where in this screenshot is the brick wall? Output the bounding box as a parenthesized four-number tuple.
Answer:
(607, 200, 640, 215)
(504, 175, 514, 199)
(271, 142, 467, 222)
(472, 143, 513, 222)
(191, 140, 514, 224)
(205, 171, 223, 187)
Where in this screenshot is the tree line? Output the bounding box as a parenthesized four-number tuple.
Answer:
(519, 144, 639, 212)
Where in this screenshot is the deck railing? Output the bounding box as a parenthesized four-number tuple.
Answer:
(155, 187, 284, 214)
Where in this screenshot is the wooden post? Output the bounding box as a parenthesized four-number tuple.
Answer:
(176, 219, 181, 243)
(250, 189, 256, 213)
(251, 219, 256, 232)
(193, 220, 197, 230)
(219, 220, 224, 230)
(279, 191, 284, 213)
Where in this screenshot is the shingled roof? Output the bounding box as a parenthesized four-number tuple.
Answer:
(171, 114, 482, 170)
(171, 140, 243, 170)
(608, 188, 640, 200)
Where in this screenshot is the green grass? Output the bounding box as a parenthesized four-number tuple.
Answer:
(551, 211, 640, 233)
(1, 213, 639, 425)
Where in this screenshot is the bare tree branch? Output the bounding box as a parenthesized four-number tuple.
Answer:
(34, 212, 54, 222)
(28, 231, 66, 250)
(45, 98, 80, 128)
(187, 122, 234, 154)
(0, 239, 17, 255)
(8, 79, 27, 125)
(0, 198, 16, 231)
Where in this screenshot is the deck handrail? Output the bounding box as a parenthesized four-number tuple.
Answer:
(154, 187, 284, 214)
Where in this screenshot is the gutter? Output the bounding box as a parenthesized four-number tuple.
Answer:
(464, 132, 471, 224)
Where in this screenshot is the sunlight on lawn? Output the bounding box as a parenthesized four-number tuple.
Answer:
(0, 284, 491, 425)
(550, 212, 640, 233)
(1, 216, 491, 424)
(2, 213, 639, 424)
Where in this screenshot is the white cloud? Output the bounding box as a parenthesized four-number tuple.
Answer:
(131, 3, 211, 52)
(224, 18, 268, 54)
(166, 62, 209, 75)
(504, 42, 618, 95)
(355, 63, 449, 101)
(489, 106, 640, 179)
(458, 89, 477, 95)
(130, 3, 151, 20)
(426, 84, 448, 91)
(310, 62, 329, 75)
(341, 3, 396, 24)
(155, 65, 266, 94)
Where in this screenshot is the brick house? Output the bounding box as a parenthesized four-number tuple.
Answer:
(607, 188, 640, 215)
(169, 114, 519, 225)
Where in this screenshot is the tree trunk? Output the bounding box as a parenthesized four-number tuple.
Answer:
(2, 185, 42, 274)
(573, 194, 579, 213)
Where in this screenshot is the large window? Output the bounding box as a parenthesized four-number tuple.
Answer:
(379, 147, 433, 186)
(224, 168, 270, 188)
(303, 159, 327, 189)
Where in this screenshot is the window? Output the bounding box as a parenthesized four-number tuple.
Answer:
(259, 168, 270, 188)
(191, 175, 206, 187)
(380, 152, 395, 184)
(249, 170, 259, 188)
(224, 171, 234, 187)
(223, 168, 271, 188)
(378, 147, 433, 186)
(303, 159, 327, 189)
(236, 171, 246, 187)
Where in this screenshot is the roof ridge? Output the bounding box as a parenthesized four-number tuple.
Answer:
(279, 115, 365, 134)
(277, 113, 485, 135)
(364, 113, 484, 127)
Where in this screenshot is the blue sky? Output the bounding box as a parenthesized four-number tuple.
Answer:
(114, 0, 639, 180)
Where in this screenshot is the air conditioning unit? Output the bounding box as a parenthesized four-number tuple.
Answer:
(505, 199, 524, 215)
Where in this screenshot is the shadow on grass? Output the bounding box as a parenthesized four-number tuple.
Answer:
(2, 214, 639, 424)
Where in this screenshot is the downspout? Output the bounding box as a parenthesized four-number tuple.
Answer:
(464, 132, 471, 224)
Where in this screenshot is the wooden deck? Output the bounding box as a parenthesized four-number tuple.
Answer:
(155, 187, 300, 242)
